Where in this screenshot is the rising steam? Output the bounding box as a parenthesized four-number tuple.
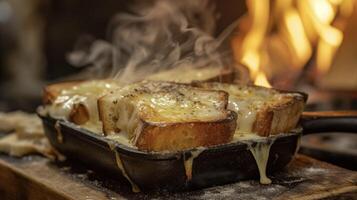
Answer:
(67, 0, 235, 84)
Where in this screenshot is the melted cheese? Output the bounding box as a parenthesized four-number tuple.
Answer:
(80, 121, 103, 134)
(54, 121, 64, 143)
(147, 66, 224, 83)
(229, 99, 257, 134)
(234, 133, 273, 184)
(246, 140, 274, 184)
(233, 133, 263, 141)
(202, 83, 288, 135)
(136, 91, 225, 122)
(235, 129, 301, 184)
(47, 95, 86, 119)
(47, 80, 120, 131)
(114, 100, 143, 143)
(114, 151, 140, 193)
(183, 147, 205, 181)
(107, 140, 117, 150)
(294, 134, 301, 156)
(107, 141, 140, 192)
(106, 133, 134, 148)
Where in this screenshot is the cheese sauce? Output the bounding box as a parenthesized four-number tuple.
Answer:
(46, 80, 120, 130)
(294, 134, 302, 156)
(201, 83, 290, 135)
(134, 89, 226, 122)
(235, 134, 276, 185)
(183, 147, 205, 181)
(54, 121, 64, 143)
(147, 66, 223, 83)
(228, 98, 257, 134)
(247, 141, 273, 184)
(114, 151, 140, 193)
(108, 141, 140, 193)
(106, 133, 134, 148)
(233, 133, 263, 141)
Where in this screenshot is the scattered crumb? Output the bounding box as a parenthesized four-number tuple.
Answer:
(0, 111, 62, 160)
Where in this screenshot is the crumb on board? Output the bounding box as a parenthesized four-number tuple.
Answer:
(0, 111, 63, 160)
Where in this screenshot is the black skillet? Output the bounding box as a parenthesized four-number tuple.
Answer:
(38, 110, 357, 192)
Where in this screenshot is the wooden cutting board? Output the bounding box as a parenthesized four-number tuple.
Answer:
(0, 154, 356, 200)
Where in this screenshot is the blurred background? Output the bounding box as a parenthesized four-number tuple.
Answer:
(0, 0, 356, 112)
(0, 0, 248, 112)
(0, 0, 356, 169)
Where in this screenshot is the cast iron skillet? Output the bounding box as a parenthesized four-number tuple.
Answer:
(38, 111, 357, 192)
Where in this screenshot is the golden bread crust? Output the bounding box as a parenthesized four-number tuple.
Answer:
(253, 95, 305, 136)
(69, 103, 90, 125)
(136, 111, 237, 151)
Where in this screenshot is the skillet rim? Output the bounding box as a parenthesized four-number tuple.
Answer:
(39, 113, 302, 161)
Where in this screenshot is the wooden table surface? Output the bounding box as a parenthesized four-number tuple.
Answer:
(0, 154, 356, 200)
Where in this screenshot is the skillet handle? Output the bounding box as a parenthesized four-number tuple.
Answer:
(300, 111, 357, 134)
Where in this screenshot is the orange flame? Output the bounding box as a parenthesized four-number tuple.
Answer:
(238, 0, 271, 87)
(281, 7, 312, 68)
(301, 0, 346, 73)
(254, 71, 271, 87)
(233, 0, 354, 87)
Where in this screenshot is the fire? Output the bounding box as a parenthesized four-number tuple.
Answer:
(300, 0, 346, 73)
(232, 0, 354, 88)
(254, 72, 271, 88)
(281, 8, 312, 69)
(241, 51, 260, 79)
(233, 0, 271, 87)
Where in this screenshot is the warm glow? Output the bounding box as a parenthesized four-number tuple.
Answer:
(232, 0, 353, 87)
(307, 0, 346, 73)
(317, 41, 335, 73)
(329, 0, 344, 5)
(317, 28, 343, 73)
(254, 72, 272, 88)
(310, 0, 335, 24)
(241, 51, 260, 78)
(340, 0, 355, 17)
(239, 0, 271, 85)
(321, 27, 343, 46)
(240, 0, 269, 53)
(282, 8, 312, 68)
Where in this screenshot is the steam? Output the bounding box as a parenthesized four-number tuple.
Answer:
(68, 0, 234, 84)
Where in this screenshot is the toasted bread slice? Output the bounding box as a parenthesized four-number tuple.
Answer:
(43, 80, 121, 132)
(43, 81, 83, 105)
(146, 65, 244, 84)
(98, 81, 237, 151)
(195, 82, 306, 137)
